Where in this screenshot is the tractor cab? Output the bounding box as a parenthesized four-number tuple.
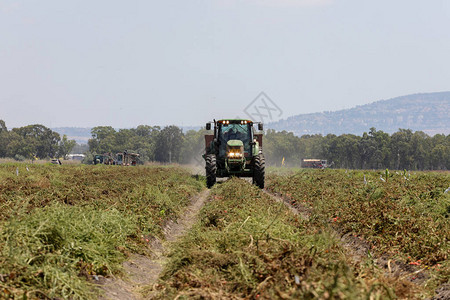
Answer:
(218, 120, 252, 157)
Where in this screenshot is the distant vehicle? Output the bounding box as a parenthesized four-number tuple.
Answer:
(93, 154, 104, 165)
(67, 154, 85, 161)
(51, 159, 62, 165)
(116, 151, 139, 166)
(301, 159, 328, 169)
(93, 153, 115, 165)
(103, 153, 115, 165)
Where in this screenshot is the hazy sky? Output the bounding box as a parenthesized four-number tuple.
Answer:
(1, 0, 449, 128)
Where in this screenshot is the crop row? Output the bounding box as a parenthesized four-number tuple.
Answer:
(0, 164, 203, 299)
(151, 178, 421, 299)
(266, 169, 449, 294)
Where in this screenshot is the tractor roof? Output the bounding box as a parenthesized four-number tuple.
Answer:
(217, 119, 253, 124)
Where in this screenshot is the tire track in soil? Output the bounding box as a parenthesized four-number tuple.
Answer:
(262, 188, 448, 299)
(97, 189, 211, 300)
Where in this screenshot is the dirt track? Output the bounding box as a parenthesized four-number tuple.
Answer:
(98, 189, 210, 299)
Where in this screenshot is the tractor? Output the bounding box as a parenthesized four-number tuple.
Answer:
(203, 119, 265, 188)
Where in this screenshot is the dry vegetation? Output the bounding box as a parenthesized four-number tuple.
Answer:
(266, 168, 449, 297)
(0, 163, 448, 299)
(150, 175, 449, 299)
(0, 163, 203, 299)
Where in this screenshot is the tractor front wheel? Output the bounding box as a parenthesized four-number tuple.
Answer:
(205, 154, 217, 188)
(253, 153, 265, 189)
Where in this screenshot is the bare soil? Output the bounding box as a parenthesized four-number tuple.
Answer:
(98, 189, 210, 299)
(262, 189, 311, 220)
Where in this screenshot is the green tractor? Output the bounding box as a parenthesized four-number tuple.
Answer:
(203, 119, 265, 189)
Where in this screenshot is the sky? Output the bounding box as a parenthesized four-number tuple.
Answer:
(1, 0, 449, 128)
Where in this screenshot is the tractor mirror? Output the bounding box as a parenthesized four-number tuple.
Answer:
(258, 123, 263, 131)
(206, 123, 211, 130)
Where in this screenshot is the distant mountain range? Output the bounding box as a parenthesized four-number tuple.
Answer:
(268, 92, 450, 136)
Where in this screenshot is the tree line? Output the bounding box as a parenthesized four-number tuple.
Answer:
(0, 120, 76, 161)
(0, 120, 448, 170)
(85, 125, 449, 170)
(265, 127, 449, 170)
(84, 125, 207, 165)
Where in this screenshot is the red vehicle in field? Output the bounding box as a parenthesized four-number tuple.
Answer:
(301, 159, 328, 169)
(116, 151, 139, 166)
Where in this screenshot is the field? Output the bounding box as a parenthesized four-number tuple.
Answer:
(0, 163, 448, 299)
(0, 163, 203, 299)
(265, 169, 449, 298)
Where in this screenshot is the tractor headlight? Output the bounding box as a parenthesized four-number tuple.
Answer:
(227, 148, 243, 158)
(226, 143, 244, 160)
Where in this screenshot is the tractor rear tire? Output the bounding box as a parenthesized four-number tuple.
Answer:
(253, 153, 265, 189)
(205, 154, 217, 188)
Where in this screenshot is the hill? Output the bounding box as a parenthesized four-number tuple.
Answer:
(52, 92, 449, 142)
(268, 92, 450, 136)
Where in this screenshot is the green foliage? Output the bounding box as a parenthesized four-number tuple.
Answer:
(59, 135, 77, 159)
(264, 127, 449, 170)
(0, 120, 7, 132)
(85, 125, 207, 164)
(13, 154, 27, 161)
(151, 178, 416, 299)
(0, 164, 204, 299)
(266, 169, 450, 290)
(12, 124, 61, 159)
(88, 126, 117, 155)
(3, 118, 446, 170)
(1, 204, 134, 299)
(81, 151, 94, 164)
(264, 129, 305, 166)
(0, 121, 77, 160)
(154, 126, 184, 163)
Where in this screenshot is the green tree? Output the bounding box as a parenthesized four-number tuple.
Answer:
(130, 125, 161, 162)
(88, 126, 117, 154)
(264, 130, 303, 167)
(154, 126, 184, 163)
(6, 131, 33, 159)
(0, 120, 8, 157)
(390, 129, 413, 170)
(0, 120, 7, 133)
(91, 126, 116, 140)
(58, 135, 76, 159)
(430, 134, 449, 170)
(332, 134, 360, 169)
(12, 124, 60, 159)
(368, 128, 391, 169)
(410, 131, 431, 170)
(358, 132, 376, 169)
